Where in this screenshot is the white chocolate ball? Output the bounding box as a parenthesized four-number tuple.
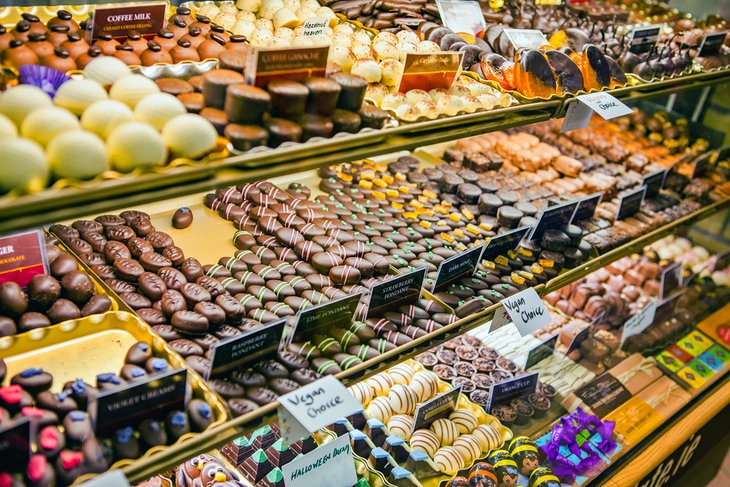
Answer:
(82, 56, 130, 87)
(411, 371, 439, 401)
(417, 40, 440, 53)
(365, 396, 392, 422)
(255, 17, 275, 31)
(302, 0, 320, 11)
(315, 6, 336, 22)
(219, 2, 238, 16)
(20, 107, 80, 147)
(283, 0, 301, 11)
(107, 122, 167, 172)
(236, 0, 261, 12)
(351, 59, 381, 83)
(406, 89, 431, 105)
(397, 41, 417, 54)
(0, 113, 17, 138)
(472, 424, 502, 452)
(387, 414, 414, 441)
(395, 104, 419, 122)
(348, 382, 372, 406)
(374, 32, 398, 46)
(396, 30, 420, 46)
(54, 79, 108, 116)
(273, 8, 301, 29)
(236, 11, 256, 22)
(434, 446, 466, 475)
(0, 137, 48, 193)
(274, 27, 295, 41)
(47, 130, 108, 180)
(214, 13, 237, 31)
(352, 30, 371, 46)
(295, 7, 317, 20)
(416, 100, 439, 119)
(259, 0, 284, 19)
(387, 363, 415, 385)
(291, 36, 315, 47)
(109, 75, 160, 109)
(162, 114, 218, 159)
(430, 418, 459, 446)
(0, 85, 52, 126)
(251, 29, 274, 47)
(81, 100, 134, 139)
(134, 93, 186, 131)
(373, 40, 400, 62)
(198, 3, 220, 19)
(410, 429, 440, 457)
(351, 44, 374, 60)
(269, 37, 291, 48)
(233, 20, 256, 38)
(449, 409, 479, 434)
(364, 84, 389, 105)
(333, 23, 354, 37)
(387, 384, 418, 414)
(380, 93, 407, 111)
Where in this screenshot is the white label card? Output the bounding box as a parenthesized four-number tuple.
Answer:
(494, 288, 551, 336)
(620, 298, 658, 348)
(283, 434, 357, 487)
(80, 471, 131, 486)
(278, 375, 362, 444)
(436, 0, 486, 36)
(301, 17, 330, 37)
(503, 28, 550, 50)
(561, 92, 633, 132)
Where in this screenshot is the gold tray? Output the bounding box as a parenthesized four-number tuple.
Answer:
(0, 310, 229, 484)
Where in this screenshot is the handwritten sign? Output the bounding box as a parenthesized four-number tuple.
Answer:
(0, 229, 48, 287)
(87, 2, 166, 41)
(698, 32, 727, 57)
(642, 169, 667, 199)
(504, 28, 550, 50)
(282, 434, 357, 487)
(398, 52, 463, 93)
(620, 298, 658, 348)
(367, 268, 425, 318)
(630, 25, 661, 54)
(436, 0, 486, 36)
(301, 17, 330, 37)
(494, 287, 551, 336)
(90, 368, 187, 436)
(561, 92, 633, 132)
(573, 192, 603, 222)
(245, 46, 329, 87)
(660, 262, 683, 301)
(412, 386, 462, 431)
(432, 245, 483, 292)
(486, 372, 539, 412)
(616, 186, 647, 221)
(528, 200, 579, 242)
(481, 226, 531, 263)
(295, 292, 361, 341)
(278, 375, 362, 443)
(525, 334, 559, 369)
(0, 418, 31, 471)
(206, 318, 288, 379)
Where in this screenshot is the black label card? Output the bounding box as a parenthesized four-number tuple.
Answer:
(528, 200, 579, 242)
(699, 32, 727, 57)
(629, 25, 660, 54)
(295, 292, 362, 340)
(525, 334, 559, 369)
(91, 368, 187, 436)
(575, 373, 631, 418)
(412, 386, 462, 431)
(0, 418, 31, 471)
(368, 268, 425, 319)
(642, 169, 667, 199)
(207, 318, 288, 379)
(660, 261, 683, 301)
(432, 245, 483, 293)
(566, 325, 591, 356)
(573, 192, 603, 222)
(616, 186, 646, 221)
(486, 372, 539, 412)
(481, 226, 531, 263)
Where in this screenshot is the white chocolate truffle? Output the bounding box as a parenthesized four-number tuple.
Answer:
(302, 0, 321, 11)
(411, 371, 439, 401)
(396, 30, 420, 46)
(219, 2, 238, 16)
(388, 363, 415, 385)
(295, 7, 317, 20)
(251, 29, 274, 47)
(0, 113, 17, 138)
(351, 44, 374, 60)
(405, 89, 431, 105)
(430, 418, 459, 446)
(472, 424, 502, 451)
(316, 6, 336, 20)
(462, 95, 481, 113)
(352, 30, 372, 46)
(365, 396, 392, 422)
(410, 429, 440, 457)
(236, 0, 261, 13)
(273, 8, 301, 29)
(0, 85, 52, 126)
(374, 32, 398, 46)
(274, 27, 295, 41)
(348, 382, 372, 406)
(20, 107, 79, 147)
(380, 93, 407, 111)
(373, 41, 400, 62)
(259, 0, 284, 19)
(329, 45, 355, 71)
(435, 446, 467, 475)
(233, 20, 256, 38)
(269, 37, 292, 48)
(109, 75, 160, 109)
(453, 435, 482, 463)
(82, 56, 130, 87)
(107, 122, 167, 172)
(397, 41, 417, 54)
(416, 100, 439, 119)
(333, 22, 354, 37)
(367, 373, 394, 396)
(476, 93, 497, 110)
(134, 93, 186, 131)
(0, 137, 48, 193)
(254, 18, 275, 32)
(332, 33, 352, 47)
(81, 100, 134, 139)
(308, 34, 331, 46)
(54, 79, 108, 116)
(387, 384, 418, 414)
(437, 94, 465, 116)
(291, 36, 315, 47)
(395, 104, 419, 122)
(236, 11, 256, 22)
(198, 3, 220, 19)
(351, 59, 381, 83)
(449, 85, 471, 97)
(364, 84, 390, 105)
(214, 13, 237, 31)
(162, 114, 218, 159)
(283, 0, 301, 11)
(387, 414, 414, 441)
(449, 409, 478, 434)
(417, 40, 440, 53)
(47, 130, 108, 180)
(429, 88, 448, 102)
(499, 92, 514, 107)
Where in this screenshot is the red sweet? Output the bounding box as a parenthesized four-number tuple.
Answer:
(39, 426, 59, 450)
(60, 450, 83, 470)
(0, 384, 22, 404)
(718, 325, 730, 344)
(20, 406, 44, 417)
(27, 454, 47, 483)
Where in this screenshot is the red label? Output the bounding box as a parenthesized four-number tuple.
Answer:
(398, 52, 463, 93)
(0, 230, 48, 287)
(667, 344, 694, 364)
(88, 2, 167, 41)
(245, 46, 329, 88)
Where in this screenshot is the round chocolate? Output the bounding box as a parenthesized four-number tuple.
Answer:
(172, 207, 193, 229)
(28, 275, 62, 310)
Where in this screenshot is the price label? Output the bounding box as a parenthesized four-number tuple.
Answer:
(642, 169, 668, 199)
(206, 318, 288, 379)
(504, 28, 550, 50)
(245, 45, 330, 87)
(0, 417, 31, 471)
(301, 17, 330, 37)
(620, 298, 658, 348)
(80, 470, 131, 487)
(481, 226, 531, 263)
(629, 25, 661, 54)
(436, 0, 486, 36)
(486, 372, 539, 412)
(572, 192, 603, 222)
(398, 52, 463, 93)
(525, 333, 558, 369)
(87, 2, 166, 41)
(282, 434, 357, 487)
(0, 229, 48, 287)
(528, 200, 579, 242)
(278, 376, 362, 444)
(561, 92, 633, 132)
(616, 186, 647, 221)
(412, 386, 461, 431)
(367, 268, 425, 319)
(432, 245, 483, 293)
(492, 287, 551, 336)
(90, 368, 187, 436)
(698, 32, 727, 57)
(295, 292, 362, 341)
(660, 262, 683, 301)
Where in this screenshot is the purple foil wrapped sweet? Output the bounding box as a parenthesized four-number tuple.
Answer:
(19, 64, 71, 98)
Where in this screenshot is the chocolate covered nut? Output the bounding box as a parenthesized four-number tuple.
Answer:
(139, 252, 173, 272)
(146, 231, 174, 251)
(61, 270, 94, 304)
(51, 254, 79, 278)
(172, 207, 193, 229)
(171, 310, 209, 335)
(105, 225, 135, 243)
(11, 368, 53, 394)
(27, 275, 61, 310)
(158, 266, 187, 290)
(113, 258, 145, 283)
(329, 265, 361, 285)
(119, 292, 152, 310)
(181, 258, 204, 282)
(139, 272, 167, 300)
(161, 289, 187, 316)
(194, 301, 226, 325)
(138, 308, 167, 325)
(169, 339, 204, 357)
(46, 298, 81, 323)
(125, 342, 152, 365)
(181, 282, 212, 306)
(128, 237, 154, 259)
(162, 246, 186, 266)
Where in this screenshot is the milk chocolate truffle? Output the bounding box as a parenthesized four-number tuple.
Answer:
(2, 40, 39, 70)
(264, 118, 302, 147)
(198, 33, 227, 60)
(331, 73, 368, 111)
(60, 33, 88, 59)
(268, 80, 309, 119)
(358, 104, 388, 129)
(224, 124, 269, 151)
(92, 34, 120, 56)
(225, 84, 270, 124)
(26, 33, 54, 58)
(47, 10, 79, 33)
(172, 207, 193, 229)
